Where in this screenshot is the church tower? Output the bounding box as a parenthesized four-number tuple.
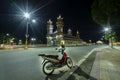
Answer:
(46, 19, 54, 46)
(56, 15, 64, 35)
(55, 15, 64, 45)
(47, 19, 53, 36)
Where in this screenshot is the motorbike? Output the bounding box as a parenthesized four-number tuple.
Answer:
(38, 49, 73, 75)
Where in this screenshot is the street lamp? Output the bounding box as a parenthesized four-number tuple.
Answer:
(6, 33, 10, 45)
(104, 28, 109, 32)
(6, 33, 10, 36)
(24, 13, 30, 19)
(24, 12, 30, 49)
(31, 38, 36, 45)
(32, 19, 36, 23)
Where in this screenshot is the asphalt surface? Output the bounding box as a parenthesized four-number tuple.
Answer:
(0, 45, 106, 80)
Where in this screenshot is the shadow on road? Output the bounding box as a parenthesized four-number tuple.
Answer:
(68, 66, 97, 80)
(45, 70, 67, 80)
(44, 66, 97, 80)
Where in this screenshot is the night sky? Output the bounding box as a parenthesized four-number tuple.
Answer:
(0, 0, 107, 43)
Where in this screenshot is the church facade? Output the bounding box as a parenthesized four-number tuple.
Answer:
(46, 15, 85, 46)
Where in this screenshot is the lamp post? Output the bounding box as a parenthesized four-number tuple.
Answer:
(6, 33, 10, 45)
(104, 16, 113, 48)
(24, 12, 30, 49)
(107, 17, 113, 48)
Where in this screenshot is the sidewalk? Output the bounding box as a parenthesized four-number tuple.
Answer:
(90, 48, 120, 80)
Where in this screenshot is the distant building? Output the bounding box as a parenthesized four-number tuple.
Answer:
(96, 40, 103, 44)
(46, 15, 85, 46)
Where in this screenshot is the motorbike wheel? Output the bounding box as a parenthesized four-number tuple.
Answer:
(42, 61, 54, 75)
(66, 57, 73, 69)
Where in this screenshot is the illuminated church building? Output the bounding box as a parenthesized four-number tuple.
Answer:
(46, 15, 84, 46)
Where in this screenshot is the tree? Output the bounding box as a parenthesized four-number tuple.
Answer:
(91, 0, 120, 26)
(91, 0, 120, 47)
(104, 31, 118, 42)
(0, 34, 6, 44)
(0, 34, 16, 44)
(18, 40, 22, 45)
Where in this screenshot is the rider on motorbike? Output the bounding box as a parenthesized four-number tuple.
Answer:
(56, 42, 66, 61)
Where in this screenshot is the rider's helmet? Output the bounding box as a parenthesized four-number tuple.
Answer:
(56, 41, 65, 52)
(60, 41, 65, 51)
(60, 41, 64, 45)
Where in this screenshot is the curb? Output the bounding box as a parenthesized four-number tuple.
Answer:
(114, 46, 120, 50)
(0, 48, 32, 51)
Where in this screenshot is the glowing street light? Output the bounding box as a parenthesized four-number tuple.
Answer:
(32, 19, 36, 23)
(31, 38, 36, 41)
(24, 12, 30, 19)
(31, 38, 36, 45)
(104, 28, 109, 32)
(6, 33, 10, 36)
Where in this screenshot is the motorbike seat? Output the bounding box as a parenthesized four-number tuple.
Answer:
(45, 55, 58, 59)
(38, 54, 46, 56)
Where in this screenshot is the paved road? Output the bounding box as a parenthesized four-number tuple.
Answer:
(0, 45, 106, 80)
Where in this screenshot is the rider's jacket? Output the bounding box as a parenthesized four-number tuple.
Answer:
(57, 45, 65, 60)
